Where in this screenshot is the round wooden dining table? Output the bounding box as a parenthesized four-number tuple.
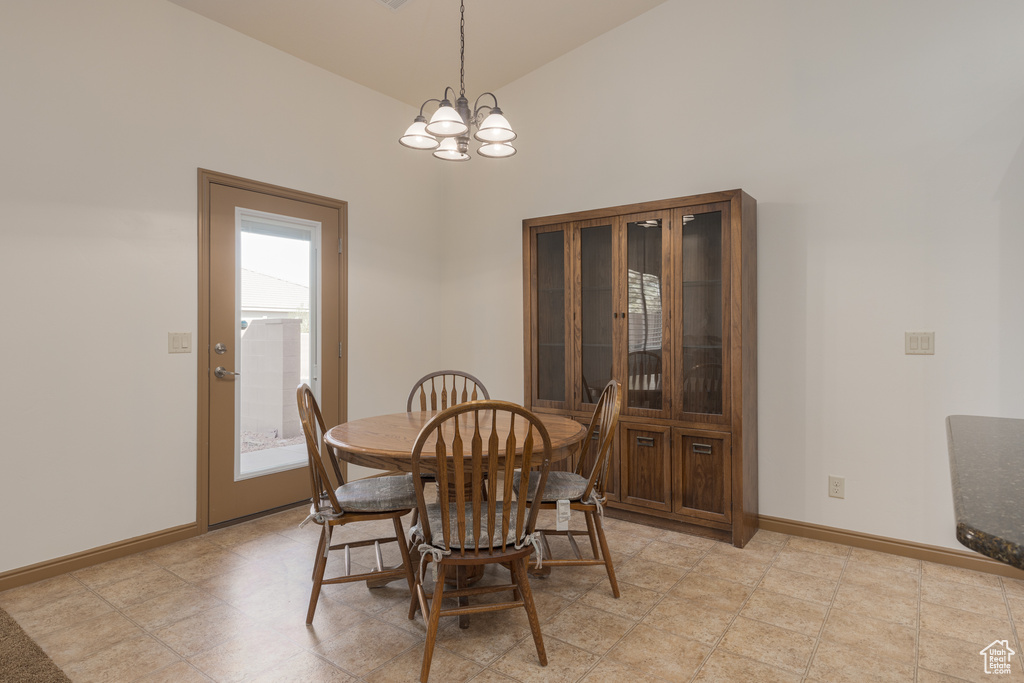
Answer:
(324, 409, 587, 473)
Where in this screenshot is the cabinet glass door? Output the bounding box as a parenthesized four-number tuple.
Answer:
(625, 216, 669, 413)
(680, 208, 725, 416)
(579, 222, 614, 406)
(533, 228, 567, 404)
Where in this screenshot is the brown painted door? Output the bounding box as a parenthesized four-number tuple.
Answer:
(205, 175, 346, 525)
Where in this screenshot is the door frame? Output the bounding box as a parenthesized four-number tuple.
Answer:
(197, 169, 348, 532)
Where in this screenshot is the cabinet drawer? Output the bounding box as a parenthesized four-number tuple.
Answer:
(619, 424, 672, 512)
(673, 429, 731, 523)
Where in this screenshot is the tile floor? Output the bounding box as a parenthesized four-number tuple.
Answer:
(3, 507, 1024, 682)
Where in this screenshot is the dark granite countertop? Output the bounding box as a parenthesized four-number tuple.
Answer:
(947, 415, 1024, 569)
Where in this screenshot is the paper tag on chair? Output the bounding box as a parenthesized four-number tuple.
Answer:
(556, 499, 571, 531)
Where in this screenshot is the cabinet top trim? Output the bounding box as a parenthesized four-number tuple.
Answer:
(523, 189, 754, 229)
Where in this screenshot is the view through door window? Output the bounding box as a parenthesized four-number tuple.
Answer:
(237, 213, 319, 479)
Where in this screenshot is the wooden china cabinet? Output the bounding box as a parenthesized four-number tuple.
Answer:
(522, 189, 757, 547)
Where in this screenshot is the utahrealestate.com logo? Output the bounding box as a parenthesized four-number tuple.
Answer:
(980, 640, 1015, 675)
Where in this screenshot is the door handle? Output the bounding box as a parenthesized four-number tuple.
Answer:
(635, 436, 655, 447)
(214, 366, 240, 379)
(692, 443, 713, 454)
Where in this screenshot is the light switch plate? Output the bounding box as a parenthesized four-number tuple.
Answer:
(168, 332, 192, 354)
(905, 332, 934, 355)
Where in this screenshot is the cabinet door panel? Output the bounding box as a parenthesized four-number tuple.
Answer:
(574, 417, 619, 500)
(531, 227, 570, 407)
(673, 429, 731, 523)
(676, 204, 730, 423)
(619, 423, 672, 511)
(579, 222, 615, 406)
(623, 214, 672, 419)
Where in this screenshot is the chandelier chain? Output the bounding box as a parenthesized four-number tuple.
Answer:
(459, 0, 465, 98)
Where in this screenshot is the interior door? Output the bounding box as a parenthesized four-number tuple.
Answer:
(200, 171, 346, 526)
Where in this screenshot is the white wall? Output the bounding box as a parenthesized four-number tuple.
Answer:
(441, 0, 1024, 550)
(2, 0, 1022, 576)
(0, 0, 446, 573)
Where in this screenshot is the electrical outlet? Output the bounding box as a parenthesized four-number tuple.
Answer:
(828, 475, 845, 499)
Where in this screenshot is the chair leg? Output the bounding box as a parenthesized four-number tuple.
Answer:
(513, 557, 547, 667)
(307, 524, 332, 624)
(584, 510, 601, 557)
(457, 566, 470, 629)
(592, 512, 620, 598)
(420, 563, 447, 683)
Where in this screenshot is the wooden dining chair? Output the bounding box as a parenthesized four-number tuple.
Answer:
(296, 384, 417, 624)
(512, 380, 623, 597)
(406, 370, 489, 412)
(409, 401, 551, 683)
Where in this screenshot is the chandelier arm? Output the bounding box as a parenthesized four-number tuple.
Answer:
(417, 98, 443, 118)
(459, 0, 466, 98)
(472, 92, 500, 121)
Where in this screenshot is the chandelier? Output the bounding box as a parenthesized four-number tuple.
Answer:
(398, 0, 517, 161)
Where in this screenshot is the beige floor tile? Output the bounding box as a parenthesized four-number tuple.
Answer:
(750, 529, 789, 547)
(152, 602, 262, 658)
(711, 538, 782, 563)
(654, 529, 719, 551)
(718, 615, 816, 672)
(545, 602, 635, 655)
(121, 584, 224, 632)
(1003, 576, 1024, 598)
(275, 592, 377, 649)
(0, 573, 86, 616)
(921, 601, 1015, 650)
(739, 588, 829, 637)
(315, 617, 422, 675)
(164, 546, 253, 583)
(72, 554, 161, 589)
(613, 555, 688, 592)
(13, 589, 114, 638)
(468, 668, 519, 682)
(841, 561, 921, 598)
(916, 669, 982, 683)
(248, 650, 357, 682)
(773, 548, 846, 582)
(847, 547, 922, 574)
(832, 581, 918, 628)
(691, 551, 770, 587)
(529, 565, 604, 601)
(921, 578, 1008, 618)
(91, 565, 188, 609)
(599, 528, 656, 558)
(808, 639, 916, 682)
(637, 539, 709, 567)
(761, 565, 839, 605)
(34, 611, 143, 667)
(61, 633, 180, 683)
(604, 623, 710, 681)
(784, 536, 851, 558)
(820, 609, 917, 662)
(133, 660, 214, 683)
(918, 629, 1006, 683)
(693, 649, 802, 682)
(368, 644, 481, 683)
(923, 561, 1002, 589)
(490, 634, 601, 682)
(580, 658, 666, 681)
(187, 625, 306, 682)
(432, 609, 530, 664)
(142, 537, 226, 568)
(579, 579, 662, 621)
(666, 572, 753, 613)
(643, 594, 735, 645)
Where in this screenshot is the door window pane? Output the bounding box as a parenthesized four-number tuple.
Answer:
(580, 224, 613, 404)
(535, 230, 565, 402)
(681, 211, 723, 414)
(626, 219, 663, 410)
(238, 217, 316, 478)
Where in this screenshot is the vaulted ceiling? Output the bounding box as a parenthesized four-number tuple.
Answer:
(167, 0, 668, 107)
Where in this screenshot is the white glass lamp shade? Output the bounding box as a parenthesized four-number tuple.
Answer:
(474, 111, 517, 143)
(433, 137, 471, 161)
(425, 105, 469, 137)
(477, 142, 516, 158)
(399, 118, 439, 150)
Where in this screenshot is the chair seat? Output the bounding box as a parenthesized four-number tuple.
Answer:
(411, 501, 529, 550)
(336, 472, 416, 512)
(512, 470, 588, 503)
